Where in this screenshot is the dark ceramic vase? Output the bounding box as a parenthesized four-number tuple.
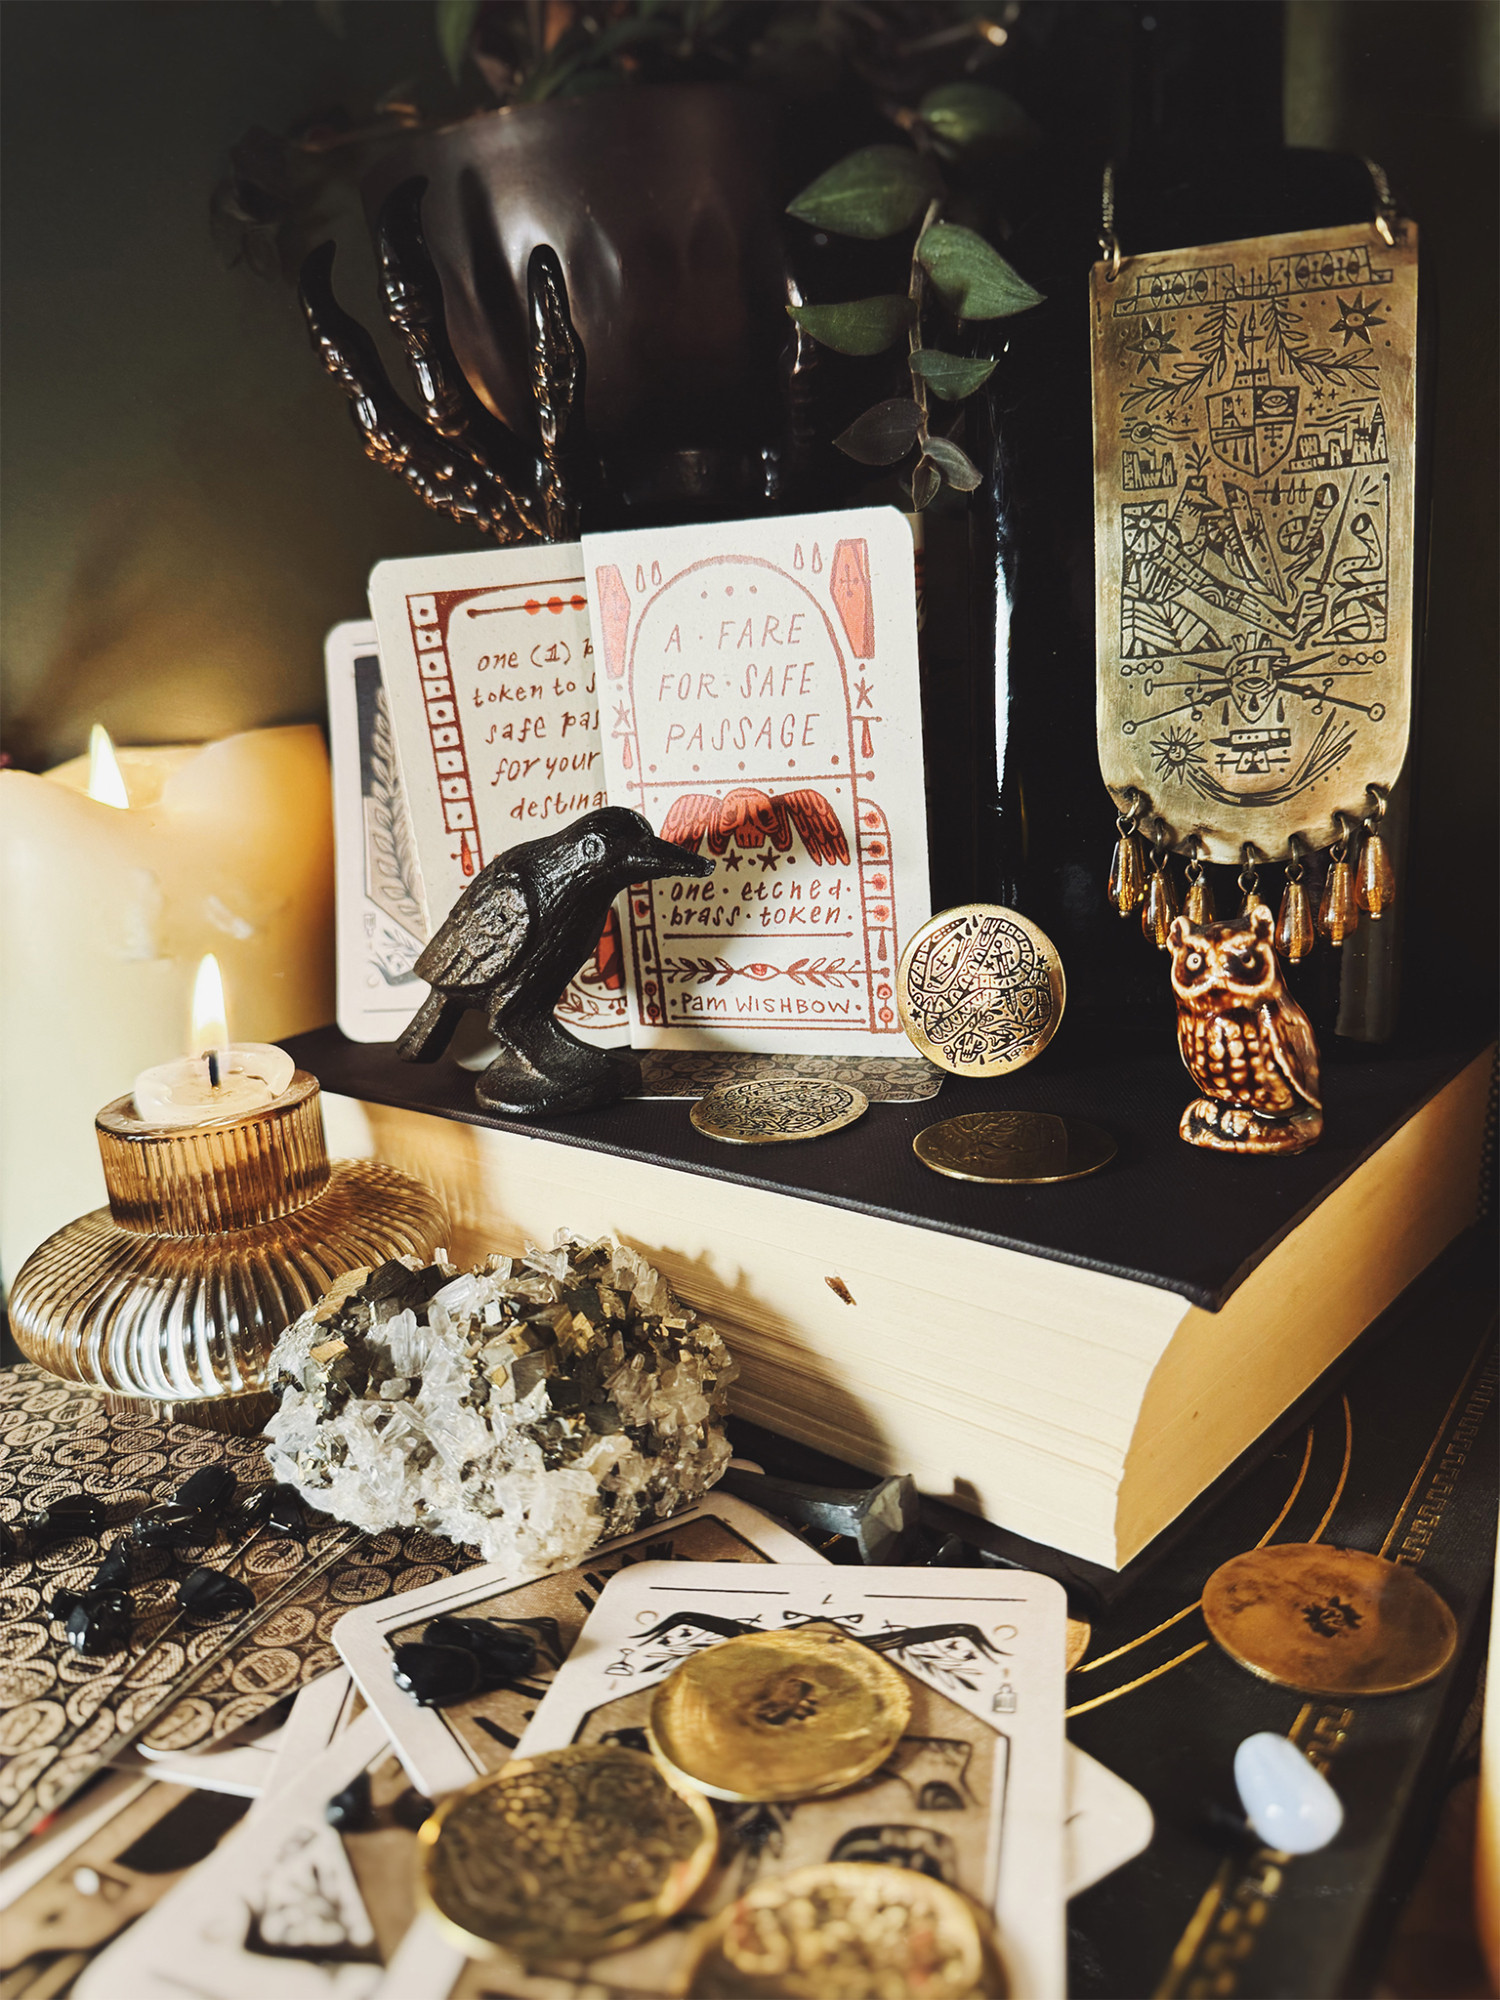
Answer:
(361, 85, 789, 523)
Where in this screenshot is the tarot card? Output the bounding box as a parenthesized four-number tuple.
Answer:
(326, 618, 430, 1043)
(583, 506, 931, 1051)
(257, 1671, 364, 1812)
(6, 1779, 252, 1993)
(1065, 1746, 1153, 1897)
(485, 1561, 1067, 1999)
(368, 547, 627, 1048)
(74, 1706, 419, 2000)
(335, 1496, 816, 1799)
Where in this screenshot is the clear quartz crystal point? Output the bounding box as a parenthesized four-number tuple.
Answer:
(1233, 1732, 1343, 1854)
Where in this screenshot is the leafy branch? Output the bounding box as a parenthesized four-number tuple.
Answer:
(783, 85, 1043, 510)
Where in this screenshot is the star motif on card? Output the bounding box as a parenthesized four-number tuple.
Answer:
(853, 676, 874, 710)
(723, 851, 742, 871)
(1121, 315, 1181, 375)
(1329, 292, 1388, 346)
(759, 851, 779, 873)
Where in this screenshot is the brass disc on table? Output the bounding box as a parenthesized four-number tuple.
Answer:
(1066, 1618, 1092, 1671)
(914, 1111, 1117, 1185)
(685, 1861, 997, 2000)
(691, 1079, 869, 1146)
(416, 1744, 717, 1963)
(649, 1621, 911, 1803)
(896, 905, 1065, 1077)
(1201, 1544, 1458, 1697)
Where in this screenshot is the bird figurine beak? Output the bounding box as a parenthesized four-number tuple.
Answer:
(629, 832, 715, 882)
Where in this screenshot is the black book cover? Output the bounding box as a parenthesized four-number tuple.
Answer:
(282, 1023, 1488, 1312)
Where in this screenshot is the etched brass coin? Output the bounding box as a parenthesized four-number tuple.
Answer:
(416, 1744, 717, 1963)
(913, 1111, 1117, 1185)
(649, 1621, 911, 1803)
(897, 905, 1065, 1077)
(691, 1079, 869, 1145)
(1202, 1544, 1458, 1697)
(686, 1861, 996, 1999)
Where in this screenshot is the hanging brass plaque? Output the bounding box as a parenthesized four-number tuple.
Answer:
(1092, 221, 1417, 864)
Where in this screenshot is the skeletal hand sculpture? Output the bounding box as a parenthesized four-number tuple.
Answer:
(298, 176, 583, 546)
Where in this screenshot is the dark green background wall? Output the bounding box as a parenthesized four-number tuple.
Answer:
(3, 0, 1494, 997)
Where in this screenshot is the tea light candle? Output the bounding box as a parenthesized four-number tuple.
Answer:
(131, 955, 297, 1126)
(0, 724, 335, 1282)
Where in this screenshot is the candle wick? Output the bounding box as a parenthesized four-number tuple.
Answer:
(206, 1050, 221, 1090)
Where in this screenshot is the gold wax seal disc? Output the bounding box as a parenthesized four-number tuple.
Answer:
(416, 1744, 717, 1963)
(1201, 1544, 1458, 1697)
(691, 1078, 869, 1145)
(897, 904, 1065, 1076)
(649, 1621, 911, 1803)
(686, 1861, 997, 2000)
(914, 1111, 1117, 1185)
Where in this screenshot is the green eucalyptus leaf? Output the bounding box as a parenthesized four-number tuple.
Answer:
(917, 83, 1037, 153)
(788, 296, 914, 356)
(917, 224, 1044, 320)
(436, 0, 480, 79)
(834, 398, 925, 466)
(910, 457, 942, 510)
(923, 434, 983, 491)
(910, 350, 998, 400)
(787, 147, 940, 241)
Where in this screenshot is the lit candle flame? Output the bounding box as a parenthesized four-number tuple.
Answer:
(191, 953, 229, 1055)
(87, 724, 130, 810)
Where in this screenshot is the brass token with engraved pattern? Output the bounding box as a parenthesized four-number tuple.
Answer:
(897, 905, 1065, 1077)
(649, 1621, 911, 1803)
(416, 1744, 717, 1962)
(1202, 1543, 1457, 1697)
(913, 1111, 1117, 1185)
(691, 1079, 870, 1145)
(685, 1861, 997, 1999)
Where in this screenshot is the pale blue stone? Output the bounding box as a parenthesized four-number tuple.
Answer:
(1233, 1731, 1344, 1853)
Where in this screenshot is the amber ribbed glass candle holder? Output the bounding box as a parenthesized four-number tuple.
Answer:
(8, 1073, 448, 1431)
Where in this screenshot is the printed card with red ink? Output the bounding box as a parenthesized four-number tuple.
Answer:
(369, 545, 628, 1047)
(584, 506, 931, 1051)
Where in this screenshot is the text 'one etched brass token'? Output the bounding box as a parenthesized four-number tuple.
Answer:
(691, 1079, 870, 1145)
(913, 1112, 1118, 1185)
(1202, 1543, 1457, 1697)
(687, 1861, 996, 2000)
(897, 905, 1065, 1077)
(649, 1621, 911, 1803)
(416, 1744, 717, 1963)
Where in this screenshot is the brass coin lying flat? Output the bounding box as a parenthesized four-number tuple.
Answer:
(1066, 1618, 1092, 1671)
(686, 1861, 995, 2000)
(416, 1744, 717, 1963)
(649, 1621, 911, 1803)
(1201, 1543, 1458, 1698)
(691, 1079, 869, 1145)
(914, 1111, 1117, 1185)
(897, 905, 1065, 1077)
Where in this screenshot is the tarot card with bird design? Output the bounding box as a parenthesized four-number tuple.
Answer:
(583, 507, 931, 1052)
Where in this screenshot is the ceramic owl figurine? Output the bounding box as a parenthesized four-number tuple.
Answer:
(1168, 904, 1323, 1155)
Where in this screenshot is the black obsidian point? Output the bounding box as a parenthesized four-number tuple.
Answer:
(66, 1591, 133, 1655)
(325, 1769, 373, 1832)
(91, 1545, 132, 1592)
(175, 1465, 237, 1517)
(176, 1567, 255, 1620)
(423, 1617, 539, 1683)
(391, 1642, 481, 1707)
(28, 1494, 106, 1548)
(265, 1487, 306, 1538)
(131, 1504, 204, 1549)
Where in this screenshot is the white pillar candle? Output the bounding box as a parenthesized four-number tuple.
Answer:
(0, 724, 335, 1282)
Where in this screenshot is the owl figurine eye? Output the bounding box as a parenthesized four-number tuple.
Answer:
(579, 832, 606, 865)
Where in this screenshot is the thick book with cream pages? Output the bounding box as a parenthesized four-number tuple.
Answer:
(285, 1025, 1492, 1570)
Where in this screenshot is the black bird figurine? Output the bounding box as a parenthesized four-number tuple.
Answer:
(397, 808, 713, 1115)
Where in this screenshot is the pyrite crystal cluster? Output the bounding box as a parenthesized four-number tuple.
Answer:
(264, 1235, 736, 1569)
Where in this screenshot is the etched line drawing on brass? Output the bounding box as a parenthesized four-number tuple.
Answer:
(1093, 223, 1417, 864)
